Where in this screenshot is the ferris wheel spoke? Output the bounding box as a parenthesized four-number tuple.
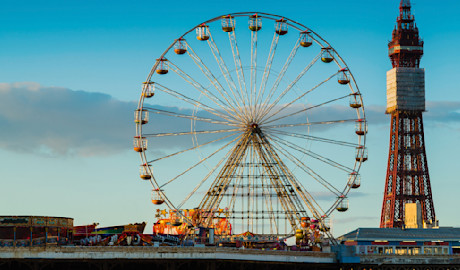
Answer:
(267, 136, 342, 195)
(228, 30, 249, 116)
(206, 29, 247, 115)
(250, 30, 259, 120)
(261, 69, 340, 124)
(144, 127, 243, 138)
(254, 36, 300, 121)
(199, 133, 253, 213)
(258, 51, 322, 121)
(252, 135, 303, 228)
(257, 33, 279, 100)
(167, 61, 242, 121)
(297, 186, 326, 220)
(168, 61, 235, 114)
(144, 107, 240, 127)
(185, 45, 244, 118)
(267, 129, 359, 148)
(154, 82, 238, 123)
(264, 119, 356, 129)
(257, 134, 324, 218)
(262, 93, 350, 125)
(264, 139, 328, 217)
(159, 134, 242, 188)
(269, 133, 354, 172)
(148, 132, 239, 163)
(268, 132, 334, 218)
(271, 133, 354, 174)
(177, 146, 234, 209)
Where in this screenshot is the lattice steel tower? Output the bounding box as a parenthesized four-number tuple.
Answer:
(380, 0, 436, 228)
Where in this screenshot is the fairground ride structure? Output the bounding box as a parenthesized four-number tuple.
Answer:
(134, 12, 367, 242)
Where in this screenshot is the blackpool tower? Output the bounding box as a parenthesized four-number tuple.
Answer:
(380, 0, 436, 228)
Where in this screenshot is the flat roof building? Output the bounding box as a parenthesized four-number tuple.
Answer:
(337, 227, 460, 265)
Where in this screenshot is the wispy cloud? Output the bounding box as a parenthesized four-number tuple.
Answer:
(364, 102, 460, 125)
(1, 82, 459, 157)
(0, 82, 235, 157)
(0, 82, 135, 156)
(425, 101, 460, 123)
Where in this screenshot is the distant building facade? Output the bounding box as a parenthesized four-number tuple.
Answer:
(337, 227, 460, 264)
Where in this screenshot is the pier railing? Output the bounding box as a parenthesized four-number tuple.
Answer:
(0, 246, 336, 263)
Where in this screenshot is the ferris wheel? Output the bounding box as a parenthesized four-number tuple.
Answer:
(134, 12, 367, 237)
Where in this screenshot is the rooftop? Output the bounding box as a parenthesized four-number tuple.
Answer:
(339, 227, 460, 242)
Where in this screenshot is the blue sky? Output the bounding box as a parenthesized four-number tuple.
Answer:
(1, 0, 459, 237)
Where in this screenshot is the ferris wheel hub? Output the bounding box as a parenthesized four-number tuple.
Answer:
(248, 123, 261, 134)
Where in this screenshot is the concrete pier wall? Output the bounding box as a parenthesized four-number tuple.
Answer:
(0, 246, 337, 270)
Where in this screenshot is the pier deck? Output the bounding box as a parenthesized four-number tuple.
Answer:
(0, 246, 337, 270)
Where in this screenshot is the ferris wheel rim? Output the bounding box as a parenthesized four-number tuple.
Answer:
(135, 12, 367, 232)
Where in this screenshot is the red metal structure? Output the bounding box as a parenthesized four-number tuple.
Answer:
(380, 0, 436, 228)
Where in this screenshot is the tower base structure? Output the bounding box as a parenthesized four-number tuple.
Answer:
(380, 110, 436, 228)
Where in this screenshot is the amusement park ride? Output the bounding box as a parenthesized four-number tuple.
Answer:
(134, 12, 367, 249)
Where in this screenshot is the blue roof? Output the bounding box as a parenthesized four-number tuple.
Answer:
(339, 227, 460, 242)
